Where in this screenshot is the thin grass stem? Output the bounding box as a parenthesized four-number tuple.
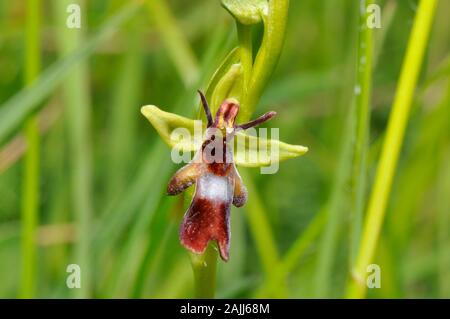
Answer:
(346, 0, 438, 298)
(20, 0, 41, 298)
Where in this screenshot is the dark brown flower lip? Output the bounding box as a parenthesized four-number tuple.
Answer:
(180, 197, 230, 261)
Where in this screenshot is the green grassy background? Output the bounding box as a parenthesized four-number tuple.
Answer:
(0, 0, 449, 298)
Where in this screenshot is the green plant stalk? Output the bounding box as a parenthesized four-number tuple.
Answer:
(242, 0, 289, 120)
(349, 0, 374, 265)
(236, 22, 253, 114)
(54, 0, 93, 298)
(346, 0, 438, 298)
(146, 0, 199, 87)
(190, 244, 218, 298)
(20, 0, 41, 298)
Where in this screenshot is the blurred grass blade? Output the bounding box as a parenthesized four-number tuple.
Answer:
(155, 258, 193, 298)
(436, 148, 450, 297)
(385, 79, 450, 295)
(436, 83, 450, 297)
(346, 0, 438, 298)
(131, 199, 176, 297)
(106, 30, 144, 200)
(145, 0, 199, 87)
(314, 78, 356, 297)
(241, 169, 286, 297)
(349, 0, 374, 266)
(373, 0, 397, 66)
(256, 208, 327, 297)
(94, 141, 168, 263)
(53, 0, 94, 298)
(0, 1, 141, 145)
(311, 2, 361, 299)
(103, 152, 171, 297)
(20, 0, 41, 298)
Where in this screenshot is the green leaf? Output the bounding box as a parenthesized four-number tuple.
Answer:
(210, 63, 243, 113)
(197, 47, 241, 119)
(221, 0, 268, 25)
(141, 105, 308, 167)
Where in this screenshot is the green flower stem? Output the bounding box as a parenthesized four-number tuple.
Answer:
(242, 0, 289, 120)
(190, 244, 218, 298)
(346, 0, 438, 298)
(236, 22, 253, 113)
(20, 0, 41, 298)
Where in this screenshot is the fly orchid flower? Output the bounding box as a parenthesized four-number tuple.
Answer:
(141, 91, 307, 261)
